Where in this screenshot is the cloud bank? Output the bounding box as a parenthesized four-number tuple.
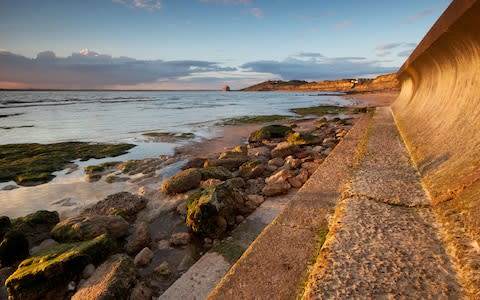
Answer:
(0, 49, 398, 89)
(113, 0, 162, 11)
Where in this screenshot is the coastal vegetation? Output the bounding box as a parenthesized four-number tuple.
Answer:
(0, 142, 135, 186)
(291, 105, 372, 116)
(142, 132, 194, 140)
(217, 114, 293, 126)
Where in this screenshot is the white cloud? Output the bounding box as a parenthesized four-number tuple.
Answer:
(113, 0, 161, 11)
(375, 42, 418, 57)
(406, 6, 436, 23)
(250, 7, 263, 18)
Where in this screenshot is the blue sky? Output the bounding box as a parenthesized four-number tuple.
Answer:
(0, 0, 451, 89)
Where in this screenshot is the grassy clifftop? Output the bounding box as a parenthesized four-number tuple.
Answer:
(241, 73, 399, 92)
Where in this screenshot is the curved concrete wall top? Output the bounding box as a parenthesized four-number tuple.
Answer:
(392, 0, 479, 292)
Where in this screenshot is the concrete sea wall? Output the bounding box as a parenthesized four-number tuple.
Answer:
(392, 0, 480, 292)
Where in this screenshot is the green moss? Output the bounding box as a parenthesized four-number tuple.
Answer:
(218, 115, 293, 126)
(199, 167, 233, 181)
(287, 132, 322, 145)
(84, 161, 121, 175)
(248, 125, 293, 143)
(119, 160, 140, 173)
(211, 240, 245, 264)
(142, 131, 194, 139)
(5, 234, 116, 299)
(0, 142, 135, 186)
(291, 105, 373, 116)
(12, 210, 59, 227)
(239, 160, 262, 170)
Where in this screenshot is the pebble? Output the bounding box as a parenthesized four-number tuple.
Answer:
(170, 232, 191, 246)
(134, 247, 154, 266)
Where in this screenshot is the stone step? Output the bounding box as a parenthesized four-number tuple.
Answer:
(301, 107, 462, 298)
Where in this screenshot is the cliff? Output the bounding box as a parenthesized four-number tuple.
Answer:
(241, 73, 399, 92)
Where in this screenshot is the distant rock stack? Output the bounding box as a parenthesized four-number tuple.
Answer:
(222, 85, 231, 92)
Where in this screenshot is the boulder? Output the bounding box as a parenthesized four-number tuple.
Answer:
(271, 142, 299, 158)
(218, 145, 247, 159)
(287, 177, 303, 188)
(0, 230, 29, 266)
(248, 125, 292, 143)
(297, 169, 310, 184)
(268, 157, 284, 167)
(225, 177, 246, 189)
(12, 210, 59, 247)
(6, 234, 116, 300)
(247, 195, 265, 206)
(72, 254, 136, 300)
(182, 157, 207, 170)
(0, 216, 11, 241)
(82, 264, 95, 279)
(245, 178, 265, 195)
(203, 157, 248, 171)
(201, 178, 222, 189)
(262, 181, 291, 196)
(130, 281, 153, 300)
(265, 169, 294, 185)
(301, 162, 319, 176)
(199, 166, 233, 181)
(83, 192, 147, 221)
(239, 160, 265, 179)
(51, 215, 129, 242)
(134, 247, 154, 266)
(185, 182, 246, 238)
(287, 132, 322, 145)
(154, 261, 173, 277)
(125, 222, 151, 255)
(247, 146, 271, 158)
(30, 239, 58, 255)
(170, 232, 191, 246)
(284, 156, 302, 170)
(162, 168, 202, 195)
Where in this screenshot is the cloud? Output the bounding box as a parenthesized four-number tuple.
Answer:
(334, 20, 352, 29)
(241, 55, 397, 80)
(397, 49, 414, 57)
(375, 43, 404, 51)
(199, 0, 250, 4)
(113, 0, 162, 11)
(296, 52, 324, 58)
(250, 7, 263, 18)
(406, 6, 436, 23)
(0, 49, 236, 89)
(375, 42, 417, 57)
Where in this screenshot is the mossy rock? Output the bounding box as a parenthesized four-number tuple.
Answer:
(199, 167, 233, 181)
(5, 234, 116, 300)
(239, 160, 265, 179)
(217, 115, 293, 126)
(248, 125, 293, 143)
(0, 142, 135, 186)
(203, 157, 248, 171)
(51, 215, 129, 242)
(161, 168, 202, 195)
(287, 132, 322, 145)
(218, 145, 248, 159)
(290, 105, 349, 116)
(0, 229, 29, 266)
(12, 210, 60, 247)
(186, 182, 246, 238)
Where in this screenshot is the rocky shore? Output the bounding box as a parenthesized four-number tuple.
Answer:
(0, 107, 368, 299)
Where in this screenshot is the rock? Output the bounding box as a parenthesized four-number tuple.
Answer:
(203, 157, 248, 171)
(6, 234, 116, 300)
(105, 175, 129, 183)
(51, 215, 129, 242)
(68, 281, 76, 291)
(170, 232, 191, 246)
(225, 177, 245, 189)
(157, 240, 170, 250)
(271, 142, 299, 158)
(182, 157, 207, 170)
(130, 281, 153, 300)
(0, 216, 11, 240)
(302, 162, 319, 176)
(287, 176, 303, 188)
(284, 156, 302, 169)
(247, 146, 271, 157)
(247, 195, 265, 206)
(185, 182, 246, 238)
(262, 181, 291, 196)
(134, 247, 154, 266)
(266, 164, 278, 172)
(322, 137, 337, 147)
(245, 178, 265, 195)
(177, 253, 195, 271)
(323, 148, 332, 156)
(239, 160, 265, 179)
(82, 264, 96, 279)
(315, 117, 328, 128)
(199, 166, 233, 181)
(154, 261, 172, 277)
(312, 145, 324, 153)
(297, 169, 309, 184)
(235, 215, 245, 224)
(218, 145, 247, 159)
(125, 222, 151, 255)
(1, 185, 18, 191)
(161, 168, 202, 195)
(12, 210, 59, 247)
(30, 238, 58, 255)
(72, 254, 136, 300)
(0, 230, 29, 266)
(287, 132, 322, 145)
(265, 169, 294, 185)
(83, 192, 147, 222)
(176, 202, 187, 217)
(268, 157, 284, 167)
(248, 125, 293, 143)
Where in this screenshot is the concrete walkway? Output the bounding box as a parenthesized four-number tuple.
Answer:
(302, 107, 462, 298)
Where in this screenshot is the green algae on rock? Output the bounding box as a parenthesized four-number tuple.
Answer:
(0, 229, 29, 266)
(5, 234, 116, 300)
(291, 105, 371, 116)
(162, 168, 203, 195)
(199, 167, 234, 181)
(0, 142, 135, 186)
(287, 132, 322, 145)
(218, 115, 293, 126)
(248, 125, 293, 143)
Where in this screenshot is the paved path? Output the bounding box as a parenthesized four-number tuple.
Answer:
(302, 107, 462, 299)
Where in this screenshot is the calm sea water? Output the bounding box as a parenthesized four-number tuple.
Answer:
(0, 91, 349, 217)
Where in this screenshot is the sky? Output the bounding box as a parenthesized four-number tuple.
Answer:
(0, 0, 451, 90)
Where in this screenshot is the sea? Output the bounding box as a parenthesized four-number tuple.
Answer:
(0, 90, 351, 218)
